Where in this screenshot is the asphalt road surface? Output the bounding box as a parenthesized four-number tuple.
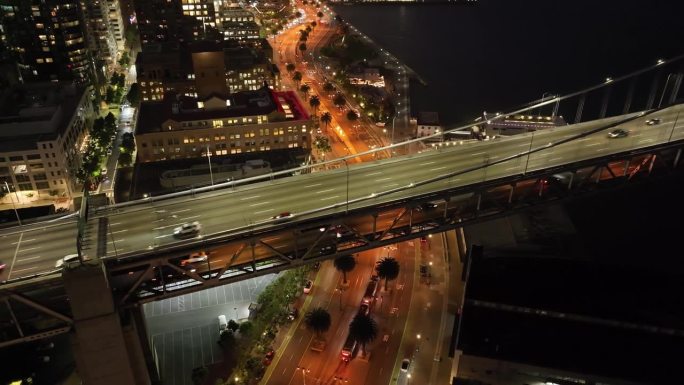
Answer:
(1, 104, 682, 280)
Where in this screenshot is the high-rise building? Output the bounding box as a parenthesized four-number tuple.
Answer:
(0, 0, 91, 83)
(134, 0, 201, 46)
(136, 40, 280, 102)
(106, 0, 125, 51)
(0, 82, 93, 200)
(82, 0, 118, 67)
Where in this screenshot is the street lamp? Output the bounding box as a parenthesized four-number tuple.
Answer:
(342, 158, 349, 213)
(3, 181, 21, 225)
(407, 374, 412, 385)
(234, 307, 239, 320)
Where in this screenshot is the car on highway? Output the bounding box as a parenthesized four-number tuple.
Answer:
(607, 129, 628, 138)
(400, 358, 411, 372)
(273, 212, 295, 222)
(55, 254, 80, 268)
(645, 118, 661, 126)
(358, 303, 369, 316)
(180, 251, 208, 266)
(0, 260, 6, 271)
(375, 122, 386, 127)
(173, 221, 201, 238)
(303, 280, 313, 294)
(420, 236, 428, 246)
(420, 263, 431, 278)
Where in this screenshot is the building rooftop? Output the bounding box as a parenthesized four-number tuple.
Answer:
(136, 86, 309, 135)
(0, 82, 84, 152)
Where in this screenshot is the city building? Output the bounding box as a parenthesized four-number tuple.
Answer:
(0, 0, 91, 84)
(217, 6, 260, 42)
(107, 0, 126, 51)
(348, 67, 385, 88)
(136, 40, 279, 102)
(135, 86, 311, 162)
(134, 0, 200, 46)
(180, 0, 217, 29)
(82, 0, 119, 67)
(0, 83, 93, 203)
(416, 111, 442, 139)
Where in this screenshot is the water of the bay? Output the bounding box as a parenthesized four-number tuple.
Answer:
(334, 0, 684, 126)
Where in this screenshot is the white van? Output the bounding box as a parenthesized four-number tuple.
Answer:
(218, 315, 228, 332)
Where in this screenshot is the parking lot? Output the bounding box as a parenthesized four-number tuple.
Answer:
(144, 274, 275, 385)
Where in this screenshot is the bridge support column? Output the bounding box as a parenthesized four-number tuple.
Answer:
(63, 264, 152, 385)
(371, 214, 378, 237)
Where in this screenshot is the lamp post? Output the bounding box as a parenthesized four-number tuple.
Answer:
(233, 307, 239, 321)
(205, 145, 214, 186)
(523, 130, 536, 175)
(342, 158, 349, 213)
(296, 367, 310, 385)
(3, 181, 21, 225)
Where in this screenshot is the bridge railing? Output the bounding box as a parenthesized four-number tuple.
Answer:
(91, 54, 684, 216)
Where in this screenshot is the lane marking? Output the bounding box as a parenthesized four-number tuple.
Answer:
(315, 188, 335, 194)
(179, 215, 201, 221)
(430, 166, 447, 171)
(7, 232, 22, 279)
(240, 195, 260, 201)
(11, 238, 34, 245)
(111, 229, 128, 234)
(377, 177, 392, 182)
(421, 161, 435, 165)
(255, 209, 274, 215)
(171, 208, 192, 214)
(365, 172, 382, 176)
(249, 202, 270, 207)
(304, 183, 322, 188)
(12, 266, 38, 274)
(17, 256, 41, 262)
(320, 195, 340, 201)
(18, 247, 41, 252)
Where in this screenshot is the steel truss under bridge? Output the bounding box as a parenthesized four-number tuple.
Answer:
(105, 140, 684, 307)
(0, 276, 72, 349)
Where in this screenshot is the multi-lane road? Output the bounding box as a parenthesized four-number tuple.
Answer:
(1, 104, 682, 282)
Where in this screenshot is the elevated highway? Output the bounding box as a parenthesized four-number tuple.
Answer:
(0, 57, 682, 355)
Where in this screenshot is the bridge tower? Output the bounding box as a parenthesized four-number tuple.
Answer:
(63, 262, 155, 385)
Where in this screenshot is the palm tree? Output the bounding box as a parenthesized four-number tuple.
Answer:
(309, 95, 320, 116)
(333, 254, 356, 284)
(298, 42, 307, 56)
(348, 313, 378, 357)
(305, 25, 312, 33)
(311, 21, 317, 28)
(299, 30, 308, 40)
(300, 84, 310, 95)
(320, 112, 332, 132)
(317, 11, 324, 19)
(292, 71, 302, 87)
(375, 257, 400, 291)
(323, 82, 335, 93)
(333, 93, 346, 109)
(346, 110, 358, 121)
(286, 63, 296, 74)
(304, 307, 331, 336)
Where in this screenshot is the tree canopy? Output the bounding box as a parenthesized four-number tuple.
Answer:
(375, 257, 400, 290)
(304, 307, 331, 335)
(333, 254, 356, 283)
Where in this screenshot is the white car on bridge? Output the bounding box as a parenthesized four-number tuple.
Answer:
(173, 222, 202, 238)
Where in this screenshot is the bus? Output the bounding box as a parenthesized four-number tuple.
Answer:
(362, 277, 378, 305)
(340, 334, 357, 362)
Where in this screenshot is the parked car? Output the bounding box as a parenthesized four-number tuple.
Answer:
(0, 260, 6, 271)
(645, 118, 661, 126)
(303, 280, 313, 294)
(358, 303, 370, 316)
(401, 358, 411, 372)
(287, 307, 299, 321)
(263, 349, 275, 366)
(419, 264, 431, 278)
(173, 221, 201, 238)
(416, 202, 439, 212)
